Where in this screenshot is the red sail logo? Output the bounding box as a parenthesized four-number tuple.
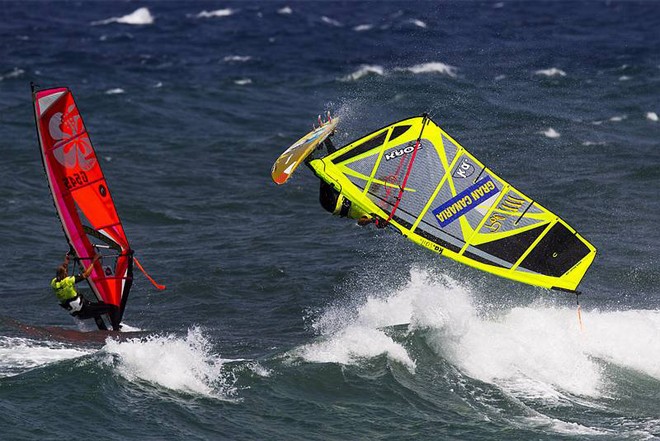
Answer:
(49, 105, 96, 171)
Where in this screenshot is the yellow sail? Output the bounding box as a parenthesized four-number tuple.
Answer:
(307, 115, 596, 292)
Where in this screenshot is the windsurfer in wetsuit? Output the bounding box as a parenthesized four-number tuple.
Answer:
(318, 137, 385, 228)
(51, 252, 121, 331)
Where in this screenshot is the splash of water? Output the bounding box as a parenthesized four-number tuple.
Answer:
(0, 336, 91, 378)
(298, 267, 660, 401)
(103, 327, 236, 399)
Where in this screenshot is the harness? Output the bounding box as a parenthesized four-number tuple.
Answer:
(59, 295, 84, 314)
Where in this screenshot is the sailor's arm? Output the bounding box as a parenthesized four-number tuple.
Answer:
(80, 254, 101, 280)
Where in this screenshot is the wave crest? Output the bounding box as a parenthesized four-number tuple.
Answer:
(534, 68, 567, 77)
(196, 8, 235, 19)
(92, 7, 154, 26)
(103, 327, 237, 399)
(340, 65, 385, 82)
(397, 62, 458, 77)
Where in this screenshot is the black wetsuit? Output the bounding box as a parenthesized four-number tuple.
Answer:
(59, 274, 121, 331)
(319, 180, 340, 214)
(73, 297, 121, 331)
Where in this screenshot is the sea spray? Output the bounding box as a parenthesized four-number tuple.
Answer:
(0, 336, 91, 378)
(103, 327, 237, 398)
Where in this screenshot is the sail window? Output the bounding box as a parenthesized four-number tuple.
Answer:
(333, 132, 388, 164)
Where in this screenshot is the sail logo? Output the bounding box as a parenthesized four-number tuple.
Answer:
(49, 106, 96, 171)
(432, 176, 499, 227)
(499, 195, 525, 213)
(452, 158, 475, 178)
(384, 143, 422, 161)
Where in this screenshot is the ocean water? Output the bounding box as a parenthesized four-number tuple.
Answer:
(1, 1, 659, 439)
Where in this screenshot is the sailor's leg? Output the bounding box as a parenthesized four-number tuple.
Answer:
(107, 306, 121, 331)
(94, 316, 108, 331)
(77, 302, 118, 331)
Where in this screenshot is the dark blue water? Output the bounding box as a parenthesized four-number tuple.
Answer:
(1, 1, 659, 439)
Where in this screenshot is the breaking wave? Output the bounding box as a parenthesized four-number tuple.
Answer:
(340, 62, 458, 82)
(297, 268, 660, 400)
(0, 336, 92, 378)
(395, 62, 458, 77)
(339, 65, 385, 82)
(534, 67, 567, 77)
(196, 8, 236, 19)
(91, 7, 154, 26)
(103, 327, 237, 399)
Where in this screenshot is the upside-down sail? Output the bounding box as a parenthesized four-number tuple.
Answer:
(306, 115, 596, 292)
(32, 85, 143, 326)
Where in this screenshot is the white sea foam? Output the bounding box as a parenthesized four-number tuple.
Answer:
(120, 323, 141, 332)
(397, 62, 458, 77)
(246, 361, 272, 377)
(234, 78, 252, 86)
(495, 74, 506, 81)
(593, 115, 630, 125)
(646, 112, 658, 122)
(534, 68, 566, 77)
(277, 6, 293, 15)
(296, 326, 416, 371)
(409, 273, 660, 399)
(196, 8, 235, 19)
(223, 55, 252, 63)
(407, 19, 427, 29)
(299, 267, 660, 402)
(522, 415, 609, 436)
(103, 327, 237, 398)
(92, 7, 154, 26)
(0, 336, 91, 378)
(619, 75, 631, 81)
(540, 127, 560, 138)
(321, 16, 342, 27)
(340, 65, 385, 82)
(353, 24, 373, 32)
(0, 67, 25, 81)
(105, 88, 125, 95)
(295, 286, 416, 370)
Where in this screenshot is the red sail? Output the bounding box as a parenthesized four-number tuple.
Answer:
(33, 87, 133, 319)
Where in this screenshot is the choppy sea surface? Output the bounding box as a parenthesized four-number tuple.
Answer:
(1, 1, 659, 439)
